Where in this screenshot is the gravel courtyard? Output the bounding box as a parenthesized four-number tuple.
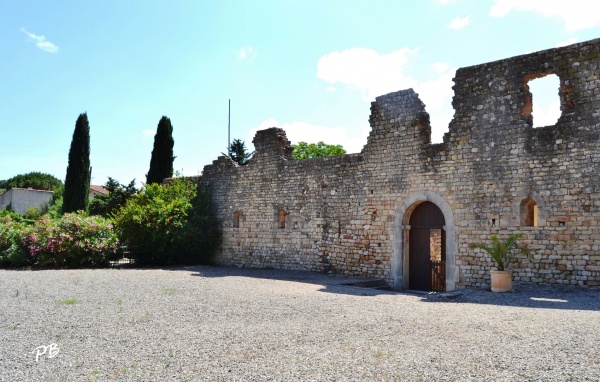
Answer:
(0, 267, 598, 381)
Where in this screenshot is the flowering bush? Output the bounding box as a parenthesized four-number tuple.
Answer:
(0, 212, 119, 268)
(0, 216, 30, 267)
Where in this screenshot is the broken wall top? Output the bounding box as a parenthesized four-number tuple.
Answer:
(205, 38, 600, 173)
(362, 37, 600, 160)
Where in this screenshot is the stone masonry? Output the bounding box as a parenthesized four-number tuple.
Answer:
(200, 38, 600, 290)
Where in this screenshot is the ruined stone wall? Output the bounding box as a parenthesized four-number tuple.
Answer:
(200, 38, 600, 289)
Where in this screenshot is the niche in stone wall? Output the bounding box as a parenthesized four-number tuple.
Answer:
(233, 211, 241, 229)
(523, 73, 561, 128)
(520, 198, 538, 227)
(277, 210, 287, 229)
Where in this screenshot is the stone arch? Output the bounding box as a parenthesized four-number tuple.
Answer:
(520, 197, 538, 227)
(392, 191, 458, 291)
(515, 191, 545, 227)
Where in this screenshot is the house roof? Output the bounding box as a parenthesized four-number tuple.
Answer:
(89, 185, 109, 195)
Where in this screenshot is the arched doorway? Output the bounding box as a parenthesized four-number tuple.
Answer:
(392, 191, 457, 292)
(408, 202, 446, 292)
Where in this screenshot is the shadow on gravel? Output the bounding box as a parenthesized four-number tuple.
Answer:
(170, 265, 600, 306)
(420, 283, 600, 312)
(181, 265, 401, 297)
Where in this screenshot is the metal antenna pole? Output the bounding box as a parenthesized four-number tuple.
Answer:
(228, 99, 231, 153)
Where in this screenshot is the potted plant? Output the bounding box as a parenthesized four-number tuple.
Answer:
(470, 233, 527, 292)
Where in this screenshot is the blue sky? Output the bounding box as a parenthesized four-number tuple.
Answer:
(2, 0, 600, 187)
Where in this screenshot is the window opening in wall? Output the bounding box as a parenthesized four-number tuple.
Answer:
(233, 211, 241, 229)
(524, 73, 561, 128)
(520, 198, 538, 227)
(278, 210, 286, 229)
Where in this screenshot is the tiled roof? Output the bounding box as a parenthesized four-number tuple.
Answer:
(89, 185, 109, 195)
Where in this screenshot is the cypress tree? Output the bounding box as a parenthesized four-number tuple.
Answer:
(63, 113, 91, 213)
(146, 116, 175, 184)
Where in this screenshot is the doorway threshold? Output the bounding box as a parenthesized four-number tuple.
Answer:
(404, 289, 463, 298)
(341, 279, 393, 291)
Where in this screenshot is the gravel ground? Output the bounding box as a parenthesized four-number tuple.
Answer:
(0, 266, 598, 381)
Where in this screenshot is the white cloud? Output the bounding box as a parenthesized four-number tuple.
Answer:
(143, 129, 155, 137)
(317, 47, 418, 101)
(555, 37, 578, 47)
(247, 118, 370, 154)
(21, 28, 59, 54)
(448, 16, 470, 30)
(237, 46, 257, 61)
(432, 62, 449, 74)
(317, 48, 455, 143)
(489, 0, 600, 32)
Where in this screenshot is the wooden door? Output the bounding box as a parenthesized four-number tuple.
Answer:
(409, 202, 446, 291)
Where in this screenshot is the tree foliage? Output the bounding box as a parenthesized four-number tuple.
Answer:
(63, 113, 91, 213)
(223, 138, 254, 166)
(89, 177, 137, 217)
(113, 178, 221, 266)
(47, 185, 64, 218)
(292, 141, 346, 160)
(4, 172, 63, 191)
(146, 116, 175, 184)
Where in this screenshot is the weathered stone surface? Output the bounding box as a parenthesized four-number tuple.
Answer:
(201, 38, 600, 290)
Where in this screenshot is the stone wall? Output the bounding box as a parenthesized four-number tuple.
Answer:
(200, 38, 600, 290)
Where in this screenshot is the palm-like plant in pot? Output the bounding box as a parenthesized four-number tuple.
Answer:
(470, 233, 527, 292)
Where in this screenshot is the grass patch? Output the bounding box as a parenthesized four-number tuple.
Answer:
(134, 310, 152, 324)
(163, 287, 177, 295)
(59, 298, 79, 305)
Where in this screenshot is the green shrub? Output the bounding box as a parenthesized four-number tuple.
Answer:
(0, 209, 22, 220)
(47, 185, 64, 218)
(113, 178, 220, 266)
(173, 185, 221, 265)
(25, 207, 43, 220)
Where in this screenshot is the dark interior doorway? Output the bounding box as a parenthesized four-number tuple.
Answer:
(409, 201, 446, 292)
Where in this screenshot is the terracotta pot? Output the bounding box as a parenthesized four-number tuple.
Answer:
(490, 270, 512, 292)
